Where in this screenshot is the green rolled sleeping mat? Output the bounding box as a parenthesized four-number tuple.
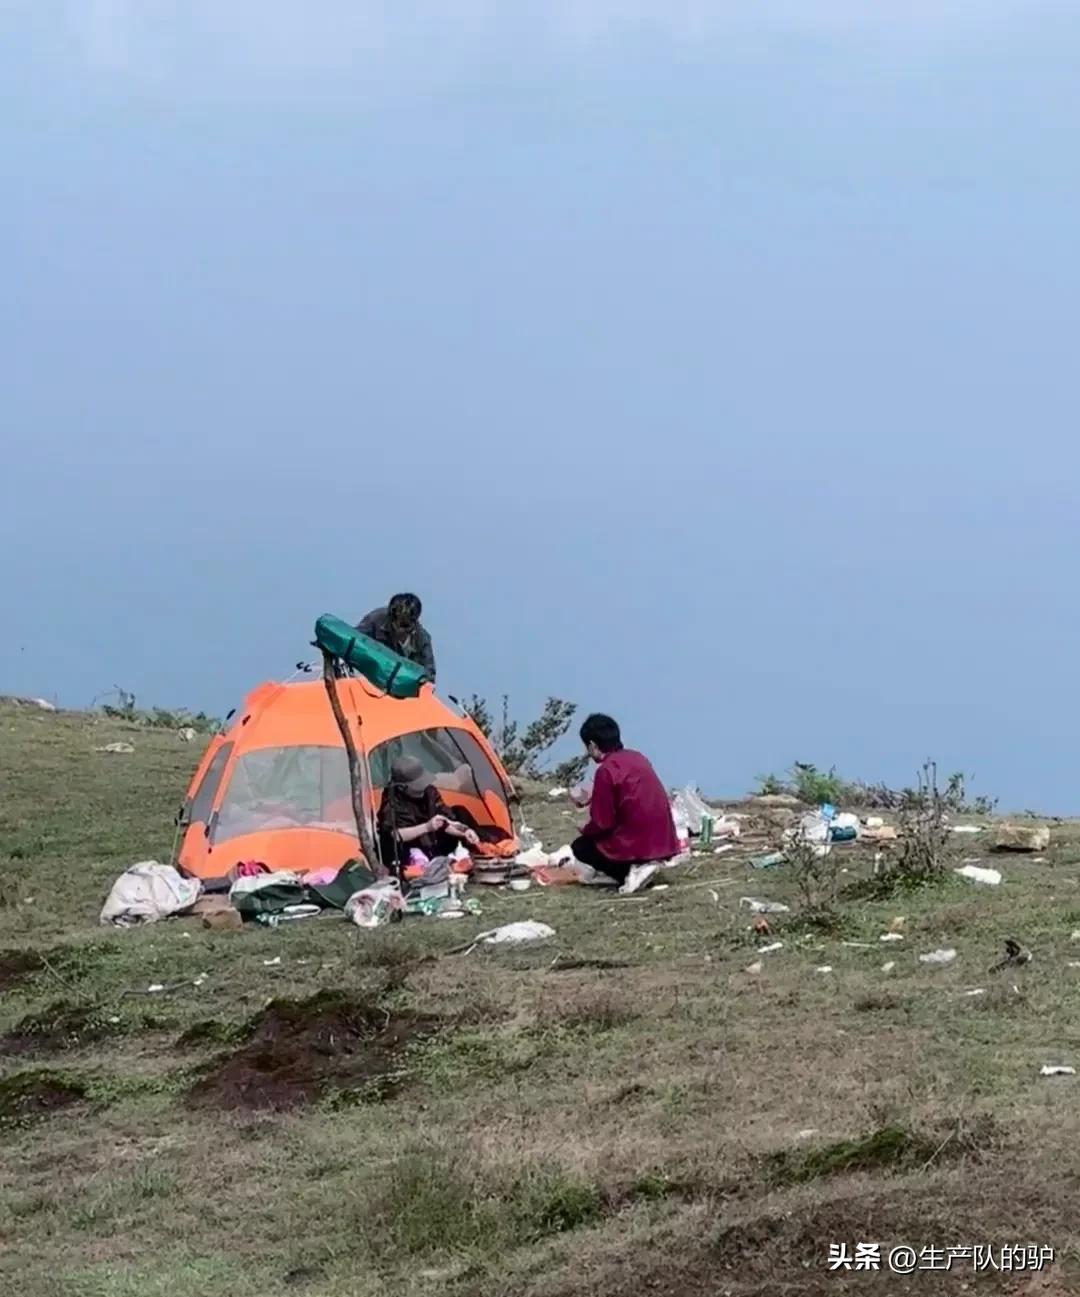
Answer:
(314, 614, 430, 700)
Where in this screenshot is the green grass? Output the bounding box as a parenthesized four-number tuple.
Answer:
(2, 698, 1080, 1295)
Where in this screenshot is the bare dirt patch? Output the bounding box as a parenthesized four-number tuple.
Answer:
(0, 1069, 87, 1130)
(0, 948, 43, 992)
(186, 990, 439, 1112)
(4, 1000, 125, 1055)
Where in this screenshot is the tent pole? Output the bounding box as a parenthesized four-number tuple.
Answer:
(321, 650, 386, 878)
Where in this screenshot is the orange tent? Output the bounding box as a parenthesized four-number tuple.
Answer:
(176, 677, 516, 882)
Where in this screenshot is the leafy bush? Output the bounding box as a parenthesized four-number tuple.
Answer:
(465, 694, 587, 783)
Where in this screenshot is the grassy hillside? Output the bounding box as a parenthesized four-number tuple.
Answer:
(1, 699, 1078, 1295)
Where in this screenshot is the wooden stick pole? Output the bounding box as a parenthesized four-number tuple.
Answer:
(321, 651, 386, 877)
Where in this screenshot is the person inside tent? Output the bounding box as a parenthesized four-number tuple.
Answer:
(570, 713, 679, 895)
(377, 755, 479, 876)
(356, 593, 436, 681)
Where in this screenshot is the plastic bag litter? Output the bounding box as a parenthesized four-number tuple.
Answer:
(670, 786, 713, 836)
(785, 808, 833, 858)
(919, 948, 957, 965)
(955, 864, 1002, 886)
(478, 921, 555, 945)
(345, 880, 405, 929)
(740, 897, 791, 914)
(516, 845, 550, 870)
(1041, 1065, 1076, 1077)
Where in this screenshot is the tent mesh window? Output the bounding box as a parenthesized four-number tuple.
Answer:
(214, 745, 353, 842)
(186, 741, 234, 827)
(368, 726, 506, 802)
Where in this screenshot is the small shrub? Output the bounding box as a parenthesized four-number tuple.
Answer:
(789, 762, 850, 807)
(465, 694, 587, 782)
(783, 820, 843, 921)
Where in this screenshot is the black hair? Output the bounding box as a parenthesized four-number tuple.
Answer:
(580, 713, 622, 753)
(388, 593, 422, 620)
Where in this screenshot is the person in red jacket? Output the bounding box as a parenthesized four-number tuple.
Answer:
(570, 713, 679, 895)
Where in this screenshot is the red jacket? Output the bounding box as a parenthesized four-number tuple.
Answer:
(581, 748, 679, 863)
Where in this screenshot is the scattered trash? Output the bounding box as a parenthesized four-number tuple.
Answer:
(749, 852, 785, 870)
(263, 957, 282, 967)
(963, 988, 986, 997)
(880, 933, 905, 943)
(740, 897, 791, 914)
(992, 823, 1051, 853)
(508, 878, 531, 893)
(671, 786, 716, 837)
(955, 864, 1002, 886)
(758, 942, 784, 954)
(951, 825, 983, 835)
(842, 941, 874, 949)
(548, 786, 568, 799)
(862, 824, 898, 843)
(989, 939, 1032, 972)
(1072, 930, 1080, 942)
(815, 965, 833, 974)
(864, 816, 884, 830)
(193, 974, 208, 988)
(830, 811, 861, 842)
(1041, 1065, 1076, 1077)
(147, 984, 165, 994)
(919, 948, 957, 965)
(345, 881, 405, 929)
(107, 1016, 121, 1025)
(797, 1128, 819, 1139)
(31, 698, 56, 712)
(889, 916, 907, 933)
(177, 727, 197, 742)
(713, 844, 737, 856)
(653, 884, 670, 891)
(1068, 962, 1080, 969)
(745, 961, 763, 974)
(96, 741, 135, 755)
(785, 806, 833, 858)
(880, 962, 896, 973)
(478, 921, 555, 945)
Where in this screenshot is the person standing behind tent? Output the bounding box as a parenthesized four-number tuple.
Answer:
(356, 593, 436, 681)
(570, 713, 679, 895)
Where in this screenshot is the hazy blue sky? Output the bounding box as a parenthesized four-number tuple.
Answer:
(3, 2, 1078, 809)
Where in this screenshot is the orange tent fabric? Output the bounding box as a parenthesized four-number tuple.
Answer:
(176, 677, 516, 882)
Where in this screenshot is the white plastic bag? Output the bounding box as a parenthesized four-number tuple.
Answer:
(479, 921, 555, 944)
(670, 786, 713, 836)
(345, 880, 405, 929)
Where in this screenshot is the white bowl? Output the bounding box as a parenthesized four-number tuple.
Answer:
(508, 878, 531, 892)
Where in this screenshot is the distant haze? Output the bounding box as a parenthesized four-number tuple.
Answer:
(3, 2, 1079, 811)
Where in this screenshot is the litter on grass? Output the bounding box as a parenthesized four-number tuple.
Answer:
(815, 966, 833, 974)
(1041, 1065, 1076, 1077)
(955, 864, 1002, 886)
(880, 933, 905, 943)
(920, 948, 957, 965)
(745, 961, 763, 974)
(740, 898, 791, 914)
(881, 962, 896, 973)
(479, 921, 555, 945)
(758, 942, 784, 954)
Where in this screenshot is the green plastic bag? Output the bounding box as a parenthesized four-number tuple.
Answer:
(314, 614, 429, 699)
